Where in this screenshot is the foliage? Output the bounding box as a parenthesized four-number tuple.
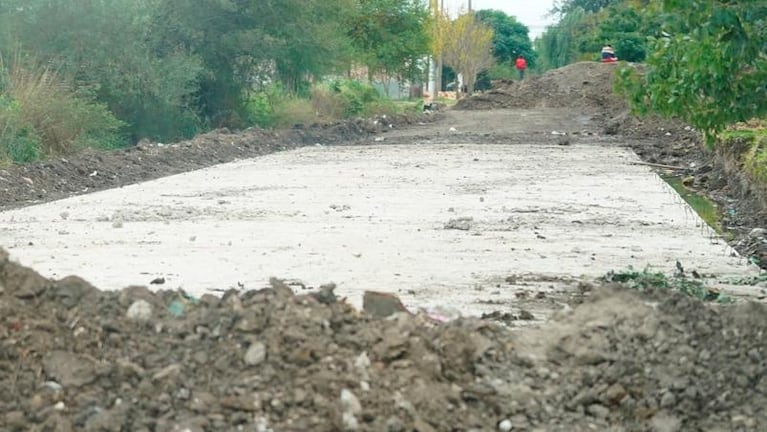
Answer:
(553, 0, 619, 15)
(348, 0, 431, 82)
(538, 0, 655, 71)
(5, 0, 203, 142)
(603, 267, 731, 303)
(442, 14, 495, 94)
(617, 0, 767, 141)
(0, 56, 125, 163)
(486, 64, 518, 81)
(330, 80, 383, 117)
(0, 0, 432, 155)
(475, 10, 536, 68)
(536, 8, 588, 70)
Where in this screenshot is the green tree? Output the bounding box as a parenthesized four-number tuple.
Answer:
(348, 0, 431, 83)
(156, 0, 356, 126)
(619, 0, 767, 139)
(2, 0, 203, 142)
(536, 8, 588, 69)
(475, 10, 536, 68)
(553, 0, 618, 15)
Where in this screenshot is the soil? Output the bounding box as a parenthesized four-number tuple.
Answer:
(0, 113, 436, 211)
(2, 249, 766, 431)
(2, 62, 767, 431)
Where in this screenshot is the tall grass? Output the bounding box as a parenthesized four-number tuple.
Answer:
(0, 55, 125, 163)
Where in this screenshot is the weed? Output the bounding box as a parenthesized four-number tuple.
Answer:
(602, 266, 731, 303)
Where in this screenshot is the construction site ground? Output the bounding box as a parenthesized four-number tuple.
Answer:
(1, 63, 766, 432)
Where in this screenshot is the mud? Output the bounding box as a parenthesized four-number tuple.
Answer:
(2, 251, 767, 431)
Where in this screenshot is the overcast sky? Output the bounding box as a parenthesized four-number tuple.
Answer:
(444, 0, 558, 39)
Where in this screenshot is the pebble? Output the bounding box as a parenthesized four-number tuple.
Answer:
(340, 389, 362, 415)
(386, 416, 406, 432)
(498, 419, 513, 431)
(244, 342, 267, 366)
(126, 300, 153, 321)
(586, 404, 610, 419)
(660, 391, 676, 408)
(342, 412, 359, 430)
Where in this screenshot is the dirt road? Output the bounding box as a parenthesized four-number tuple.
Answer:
(0, 109, 757, 320)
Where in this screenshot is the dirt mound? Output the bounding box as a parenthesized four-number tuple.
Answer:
(456, 62, 627, 114)
(2, 249, 766, 431)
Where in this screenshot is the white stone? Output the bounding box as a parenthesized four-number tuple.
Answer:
(244, 342, 267, 366)
(126, 300, 152, 321)
(340, 389, 362, 415)
(498, 419, 513, 431)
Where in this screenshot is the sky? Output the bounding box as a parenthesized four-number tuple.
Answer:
(443, 0, 558, 39)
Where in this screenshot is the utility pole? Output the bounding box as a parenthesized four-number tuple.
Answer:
(428, 0, 445, 101)
(468, 0, 471, 12)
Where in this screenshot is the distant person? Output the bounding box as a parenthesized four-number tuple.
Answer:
(515, 56, 528, 80)
(601, 45, 617, 63)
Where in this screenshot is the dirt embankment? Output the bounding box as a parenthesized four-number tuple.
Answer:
(0, 113, 437, 211)
(2, 249, 766, 431)
(457, 62, 767, 267)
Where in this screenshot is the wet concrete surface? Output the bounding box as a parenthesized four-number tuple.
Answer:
(0, 110, 758, 317)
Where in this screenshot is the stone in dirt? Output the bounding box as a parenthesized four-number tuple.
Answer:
(363, 291, 410, 318)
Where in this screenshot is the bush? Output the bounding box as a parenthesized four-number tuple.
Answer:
(330, 80, 381, 117)
(246, 83, 319, 128)
(0, 56, 126, 162)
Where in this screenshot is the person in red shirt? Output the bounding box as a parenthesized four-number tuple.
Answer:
(515, 56, 528, 80)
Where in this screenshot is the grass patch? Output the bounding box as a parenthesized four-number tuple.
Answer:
(660, 174, 723, 234)
(602, 266, 731, 303)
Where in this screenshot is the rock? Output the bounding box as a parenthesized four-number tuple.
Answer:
(43, 351, 98, 388)
(152, 364, 182, 381)
(59, 211, 70, 220)
(126, 300, 153, 321)
(601, 383, 627, 405)
(310, 283, 337, 304)
(7, 261, 51, 299)
(386, 416, 406, 432)
(651, 413, 682, 432)
(51, 275, 98, 308)
(340, 389, 362, 415)
(363, 291, 409, 318)
(498, 419, 513, 431)
(244, 342, 267, 366)
(587, 404, 610, 419)
(149, 277, 165, 285)
(444, 217, 473, 231)
(220, 394, 261, 412)
(111, 219, 123, 228)
(749, 228, 766, 239)
(342, 412, 359, 431)
(518, 309, 535, 321)
(659, 391, 676, 409)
